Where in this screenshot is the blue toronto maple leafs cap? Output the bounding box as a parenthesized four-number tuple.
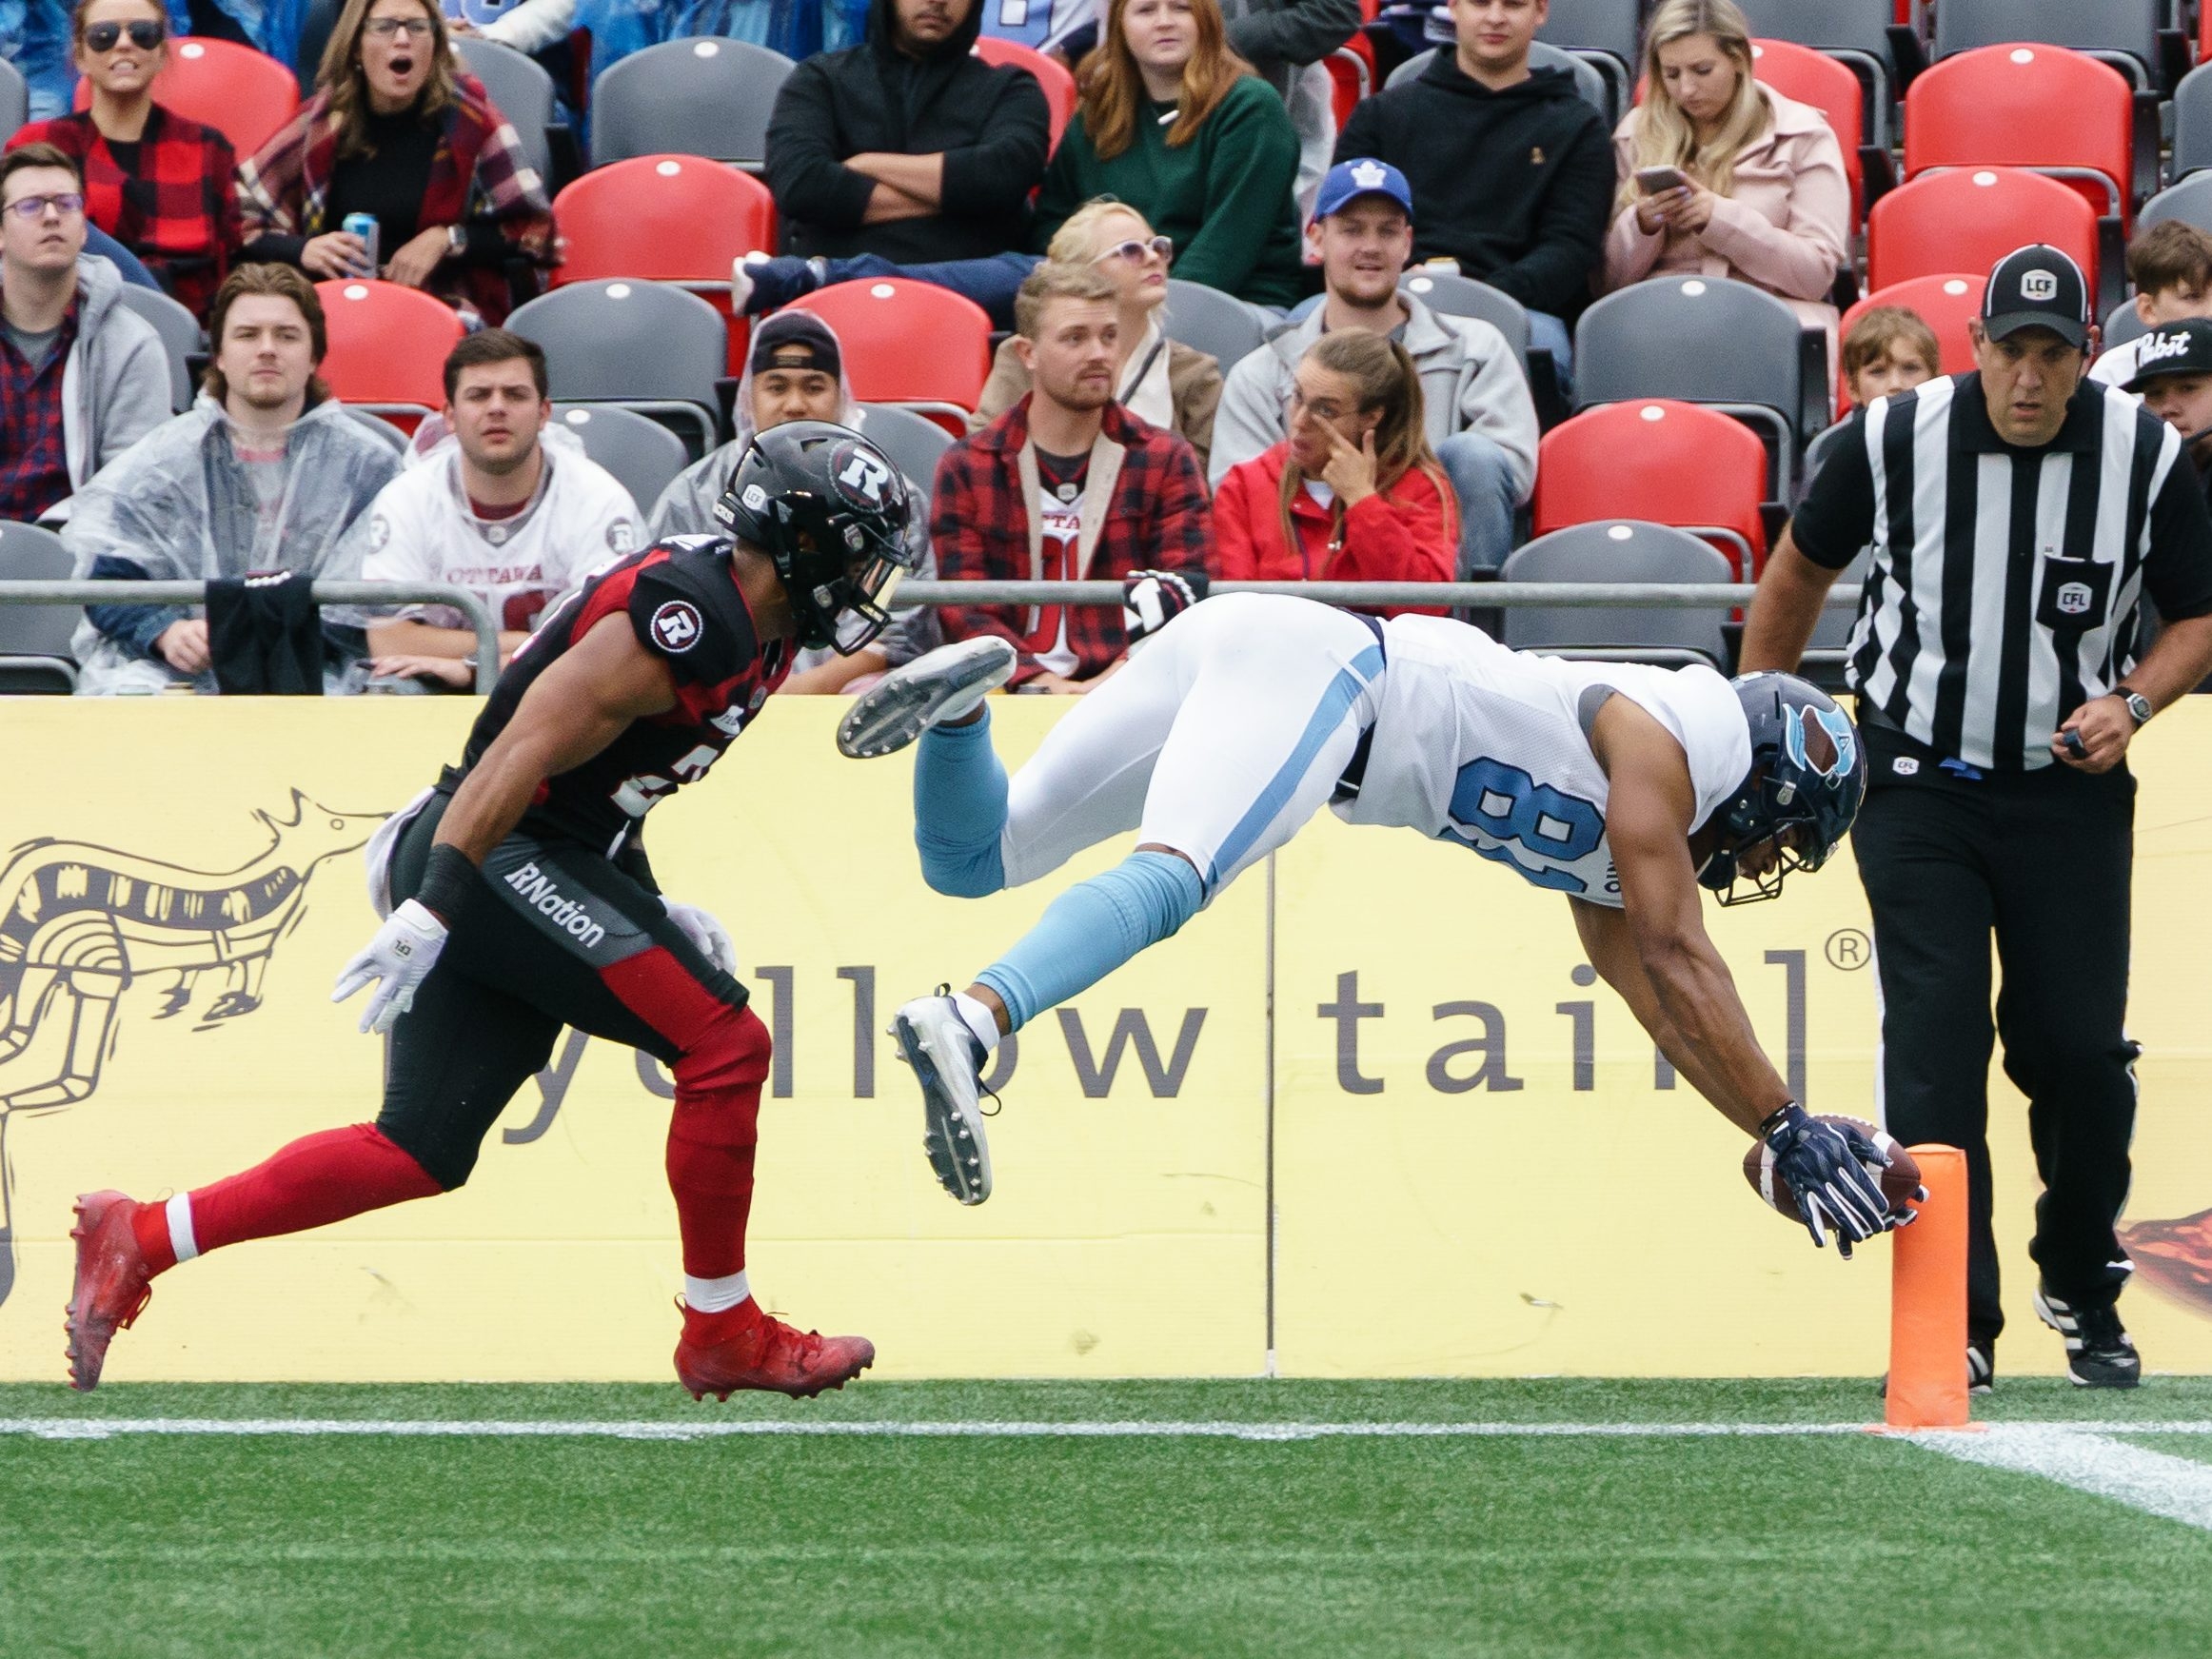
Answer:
(1313, 158, 1415, 224)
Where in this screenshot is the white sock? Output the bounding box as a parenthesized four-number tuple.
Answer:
(167, 1193, 199, 1264)
(683, 1270, 751, 1314)
(952, 991, 1001, 1055)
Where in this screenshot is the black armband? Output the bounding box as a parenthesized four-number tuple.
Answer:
(414, 842, 481, 922)
(1758, 1101, 1804, 1140)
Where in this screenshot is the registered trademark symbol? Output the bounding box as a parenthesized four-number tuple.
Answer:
(1825, 929, 1870, 971)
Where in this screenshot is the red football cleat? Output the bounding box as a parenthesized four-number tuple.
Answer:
(65, 1192, 156, 1392)
(673, 1300, 874, 1401)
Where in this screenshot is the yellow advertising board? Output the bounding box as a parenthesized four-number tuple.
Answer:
(0, 695, 2208, 1382)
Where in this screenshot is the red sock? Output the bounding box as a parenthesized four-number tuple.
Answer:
(131, 1124, 441, 1274)
(665, 1104, 759, 1280)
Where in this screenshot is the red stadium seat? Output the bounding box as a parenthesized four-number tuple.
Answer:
(972, 37, 1076, 152)
(787, 278, 992, 433)
(1531, 400, 1770, 577)
(1866, 168, 2099, 302)
(313, 278, 465, 425)
(1903, 44, 2137, 227)
(552, 154, 776, 373)
(1748, 38, 1866, 223)
(72, 37, 298, 159)
(1833, 272, 1985, 416)
(1325, 48, 1370, 131)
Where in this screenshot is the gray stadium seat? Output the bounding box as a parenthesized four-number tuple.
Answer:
(346, 408, 408, 454)
(1163, 280, 1268, 372)
(1534, 0, 1638, 120)
(0, 56, 27, 139)
(1386, 43, 1610, 122)
(507, 280, 728, 457)
(856, 403, 954, 510)
(1400, 270, 1530, 372)
(2172, 62, 2212, 181)
(1932, 0, 2169, 90)
(2139, 172, 2212, 236)
(589, 37, 795, 171)
(1808, 548, 1870, 654)
(456, 36, 560, 187)
(1743, 0, 1910, 147)
(0, 520, 80, 693)
(1498, 521, 1735, 667)
(551, 403, 689, 513)
(116, 284, 202, 412)
(1573, 274, 1817, 492)
(2103, 299, 2148, 351)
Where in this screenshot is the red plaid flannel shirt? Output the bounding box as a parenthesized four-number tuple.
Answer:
(9, 108, 240, 320)
(0, 301, 81, 523)
(929, 396, 1213, 684)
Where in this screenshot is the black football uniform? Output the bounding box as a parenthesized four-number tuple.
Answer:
(374, 536, 790, 1192)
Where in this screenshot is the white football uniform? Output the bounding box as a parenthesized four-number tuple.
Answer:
(358, 428, 642, 636)
(991, 593, 1751, 908)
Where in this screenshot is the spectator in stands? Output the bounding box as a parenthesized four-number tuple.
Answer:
(1841, 306, 1938, 412)
(1214, 329, 1455, 613)
(351, 329, 642, 691)
(1598, 0, 1847, 355)
(1036, 0, 1304, 309)
(2091, 222, 2212, 390)
(0, 144, 169, 526)
(63, 263, 401, 695)
(2124, 318, 2212, 497)
(976, 201, 1222, 469)
(764, 0, 1051, 267)
(6, 0, 241, 319)
(934, 260, 1210, 691)
(1212, 159, 1535, 575)
(648, 309, 942, 693)
(236, 0, 555, 325)
(1334, 0, 1613, 375)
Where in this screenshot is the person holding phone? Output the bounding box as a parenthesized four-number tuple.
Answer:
(1598, 0, 1847, 357)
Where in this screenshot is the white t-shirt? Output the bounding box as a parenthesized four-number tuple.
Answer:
(1031, 453, 1087, 678)
(1338, 616, 1752, 908)
(361, 434, 642, 635)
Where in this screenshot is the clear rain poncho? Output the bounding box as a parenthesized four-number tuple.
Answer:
(64, 392, 403, 695)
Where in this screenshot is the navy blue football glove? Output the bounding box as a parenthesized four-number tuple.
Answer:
(1763, 1103, 1894, 1258)
(1122, 569, 1209, 649)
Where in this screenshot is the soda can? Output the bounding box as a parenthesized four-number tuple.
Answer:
(341, 212, 380, 277)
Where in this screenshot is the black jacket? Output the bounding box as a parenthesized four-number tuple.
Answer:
(764, 0, 1052, 263)
(1335, 56, 1614, 319)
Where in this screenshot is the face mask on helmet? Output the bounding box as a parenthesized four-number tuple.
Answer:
(1698, 682, 1866, 905)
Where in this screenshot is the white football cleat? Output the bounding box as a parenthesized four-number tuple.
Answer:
(838, 637, 1017, 760)
(891, 992, 994, 1205)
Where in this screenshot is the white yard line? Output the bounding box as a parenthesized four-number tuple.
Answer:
(1913, 1424, 2212, 1532)
(2, 1416, 2210, 1443)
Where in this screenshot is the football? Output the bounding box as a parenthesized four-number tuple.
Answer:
(1742, 1116, 1922, 1218)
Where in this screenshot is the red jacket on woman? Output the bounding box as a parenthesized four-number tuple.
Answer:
(1212, 442, 1458, 617)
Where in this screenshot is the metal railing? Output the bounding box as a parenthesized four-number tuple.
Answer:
(0, 581, 504, 692)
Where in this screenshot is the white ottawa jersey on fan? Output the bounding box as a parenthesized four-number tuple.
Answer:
(1336, 617, 1753, 907)
(359, 426, 643, 635)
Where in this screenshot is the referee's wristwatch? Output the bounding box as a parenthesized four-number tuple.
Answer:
(2116, 688, 2155, 728)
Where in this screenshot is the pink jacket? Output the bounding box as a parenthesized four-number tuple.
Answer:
(1599, 88, 1848, 348)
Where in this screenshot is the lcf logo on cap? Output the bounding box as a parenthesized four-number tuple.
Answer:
(1983, 245, 2091, 347)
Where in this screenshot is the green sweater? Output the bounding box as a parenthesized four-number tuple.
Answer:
(1035, 75, 1305, 309)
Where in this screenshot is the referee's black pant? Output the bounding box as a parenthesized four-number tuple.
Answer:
(1853, 752, 2139, 1344)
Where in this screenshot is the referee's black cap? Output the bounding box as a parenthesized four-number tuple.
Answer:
(1982, 245, 2092, 348)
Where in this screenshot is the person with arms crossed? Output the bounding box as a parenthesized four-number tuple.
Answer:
(839, 600, 1910, 1266)
(1741, 246, 2212, 1391)
(64, 421, 915, 1400)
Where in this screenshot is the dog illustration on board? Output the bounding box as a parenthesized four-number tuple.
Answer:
(0, 791, 384, 1304)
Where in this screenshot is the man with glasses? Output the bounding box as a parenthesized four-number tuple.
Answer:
(0, 144, 168, 526)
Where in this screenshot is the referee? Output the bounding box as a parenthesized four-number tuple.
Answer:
(1743, 245, 2212, 1390)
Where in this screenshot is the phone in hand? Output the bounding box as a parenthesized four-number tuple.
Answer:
(1634, 166, 1690, 196)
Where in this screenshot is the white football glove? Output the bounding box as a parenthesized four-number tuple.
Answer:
(332, 899, 447, 1036)
(662, 897, 737, 976)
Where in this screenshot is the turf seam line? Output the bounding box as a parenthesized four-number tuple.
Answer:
(8, 1417, 2212, 1442)
(1911, 1425, 2212, 1533)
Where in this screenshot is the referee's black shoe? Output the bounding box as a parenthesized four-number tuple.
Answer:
(2034, 1287, 2142, 1389)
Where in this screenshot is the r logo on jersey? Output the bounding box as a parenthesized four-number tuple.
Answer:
(831, 441, 896, 512)
(650, 599, 703, 653)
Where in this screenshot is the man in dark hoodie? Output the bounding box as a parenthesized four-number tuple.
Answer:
(765, 0, 1053, 267)
(1334, 0, 1614, 373)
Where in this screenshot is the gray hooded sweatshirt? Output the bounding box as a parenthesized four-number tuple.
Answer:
(3, 252, 171, 517)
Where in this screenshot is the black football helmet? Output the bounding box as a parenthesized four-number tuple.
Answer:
(1698, 672, 1867, 905)
(713, 420, 915, 654)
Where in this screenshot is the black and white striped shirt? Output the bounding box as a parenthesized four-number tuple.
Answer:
(1792, 374, 2212, 771)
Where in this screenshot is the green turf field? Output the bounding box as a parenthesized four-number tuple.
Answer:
(5, 1378, 2211, 1659)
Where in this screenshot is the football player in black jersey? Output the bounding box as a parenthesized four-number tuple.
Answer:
(65, 422, 915, 1400)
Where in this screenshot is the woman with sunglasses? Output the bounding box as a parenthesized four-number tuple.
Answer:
(973, 198, 1221, 471)
(6, 0, 242, 318)
(235, 0, 554, 323)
